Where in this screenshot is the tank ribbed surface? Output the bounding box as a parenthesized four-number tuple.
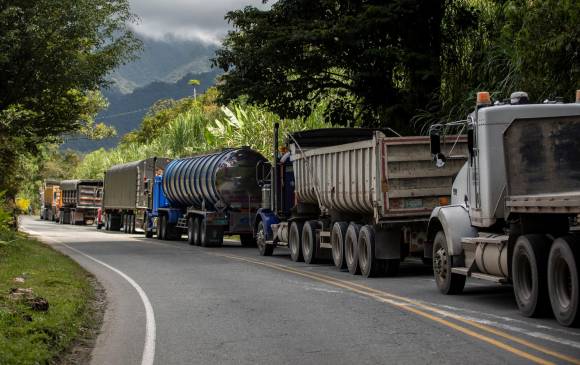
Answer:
(162, 148, 266, 209)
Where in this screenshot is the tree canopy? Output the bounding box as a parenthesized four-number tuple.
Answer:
(0, 0, 140, 196)
(214, 0, 580, 131)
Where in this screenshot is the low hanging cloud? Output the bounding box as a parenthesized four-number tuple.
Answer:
(129, 0, 269, 45)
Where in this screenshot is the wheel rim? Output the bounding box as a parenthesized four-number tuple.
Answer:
(303, 228, 311, 259)
(289, 227, 298, 258)
(553, 253, 572, 310)
(257, 224, 266, 252)
(200, 220, 206, 244)
(359, 235, 368, 271)
(434, 245, 448, 283)
(515, 249, 533, 301)
(331, 229, 341, 264)
(188, 218, 193, 242)
(345, 237, 353, 266)
(193, 218, 199, 244)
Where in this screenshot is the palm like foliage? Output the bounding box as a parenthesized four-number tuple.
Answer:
(74, 100, 333, 179)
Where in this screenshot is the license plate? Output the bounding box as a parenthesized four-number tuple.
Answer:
(404, 199, 423, 209)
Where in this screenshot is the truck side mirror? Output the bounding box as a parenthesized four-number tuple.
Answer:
(430, 132, 441, 156)
(430, 130, 446, 167)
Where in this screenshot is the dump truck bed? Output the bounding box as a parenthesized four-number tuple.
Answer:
(291, 131, 467, 222)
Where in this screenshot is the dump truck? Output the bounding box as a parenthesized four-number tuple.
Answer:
(427, 90, 580, 327)
(59, 179, 103, 225)
(102, 157, 171, 235)
(152, 147, 267, 246)
(255, 126, 468, 277)
(40, 179, 61, 221)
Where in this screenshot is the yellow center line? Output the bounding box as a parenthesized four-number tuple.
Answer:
(211, 253, 578, 365)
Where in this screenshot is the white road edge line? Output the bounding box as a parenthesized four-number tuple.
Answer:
(23, 229, 156, 365)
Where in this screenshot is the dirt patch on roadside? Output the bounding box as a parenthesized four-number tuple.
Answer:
(55, 274, 107, 365)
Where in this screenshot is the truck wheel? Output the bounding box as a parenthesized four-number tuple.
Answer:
(433, 231, 465, 294)
(359, 225, 381, 278)
(159, 215, 168, 240)
(548, 235, 579, 327)
(187, 217, 196, 245)
(289, 221, 304, 262)
(192, 217, 201, 246)
(240, 234, 257, 248)
(345, 223, 361, 275)
(144, 213, 153, 238)
(200, 219, 210, 247)
(257, 221, 274, 256)
(331, 222, 348, 271)
(513, 234, 550, 317)
(302, 221, 320, 264)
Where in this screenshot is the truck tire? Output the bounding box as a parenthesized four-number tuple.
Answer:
(187, 216, 196, 245)
(345, 223, 361, 275)
(240, 234, 257, 247)
(159, 215, 168, 240)
(200, 218, 209, 247)
(433, 230, 465, 294)
(359, 225, 381, 278)
(192, 217, 201, 246)
(513, 234, 550, 317)
(289, 221, 304, 262)
(257, 221, 274, 256)
(302, 221, 321, 264)
(145, 213, 153, 238)
(548, 235, 579, 327)
(331, 222, 348, 271)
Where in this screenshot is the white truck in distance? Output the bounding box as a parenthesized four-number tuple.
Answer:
(427, 91, 580, 327)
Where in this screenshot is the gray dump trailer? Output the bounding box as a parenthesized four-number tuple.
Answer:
(59, 179, 103, 225)
(257, 127, 468, 278)
(102, 157, 171, 235)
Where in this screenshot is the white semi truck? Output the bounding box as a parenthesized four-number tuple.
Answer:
(427, 90, 580, 327)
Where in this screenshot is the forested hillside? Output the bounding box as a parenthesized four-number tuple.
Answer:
(63, 69, 221, 151)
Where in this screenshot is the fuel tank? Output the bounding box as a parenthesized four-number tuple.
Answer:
(162, 147, 267, 210)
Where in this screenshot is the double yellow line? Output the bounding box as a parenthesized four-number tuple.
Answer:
(211, 253, 580, 365)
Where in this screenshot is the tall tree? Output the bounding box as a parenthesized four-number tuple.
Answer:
(0, 0, 140, 196)
(213, 0, 447, 132)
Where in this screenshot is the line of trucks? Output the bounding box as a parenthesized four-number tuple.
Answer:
(41, 91, 580, 327)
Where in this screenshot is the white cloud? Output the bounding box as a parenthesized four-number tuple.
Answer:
(128, 0, 269, 44)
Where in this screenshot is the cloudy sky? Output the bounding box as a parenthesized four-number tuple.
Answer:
(128, 0, 269, 44)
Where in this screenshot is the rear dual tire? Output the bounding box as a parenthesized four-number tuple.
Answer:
(548, 235, 580, 327)
(512, 234, 550, 317)
(289, 221, 304, 262)
(331, 222, 348, 271)
(345, 223, 361, 275)
(302, 221, 321, 265)
(358, 225, 399, 278)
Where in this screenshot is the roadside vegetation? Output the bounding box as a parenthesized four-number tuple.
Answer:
(0, 212, 99, 364)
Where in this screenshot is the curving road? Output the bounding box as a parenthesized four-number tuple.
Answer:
(20, 216, 580, 365)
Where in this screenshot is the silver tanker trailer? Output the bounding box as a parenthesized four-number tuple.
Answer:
(255, 126, 468, 277)
(154, 147, 267, 247)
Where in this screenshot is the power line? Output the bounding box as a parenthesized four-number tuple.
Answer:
(97, 107, 150, 119)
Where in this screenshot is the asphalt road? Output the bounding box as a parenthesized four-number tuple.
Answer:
(20, 216, 580, 365)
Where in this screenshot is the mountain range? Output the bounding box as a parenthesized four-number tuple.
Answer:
(63, 35, 222, 152)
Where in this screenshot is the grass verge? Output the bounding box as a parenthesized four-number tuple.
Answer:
(0, 229, 102, 364)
